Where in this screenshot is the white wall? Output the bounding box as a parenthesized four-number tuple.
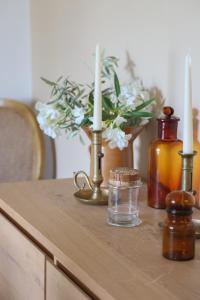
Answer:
(31, 0, 200, 179)
(0, 0, 32, 101)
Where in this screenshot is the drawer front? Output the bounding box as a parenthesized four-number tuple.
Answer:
(46, 260, 91, 300)
(0, 213, 45, 300)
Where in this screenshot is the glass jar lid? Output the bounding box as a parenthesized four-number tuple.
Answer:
(109, 167, 142, 188)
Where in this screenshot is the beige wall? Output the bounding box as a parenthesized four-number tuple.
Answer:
(31, 0, 200, 179)
(0, 0, 31, 100)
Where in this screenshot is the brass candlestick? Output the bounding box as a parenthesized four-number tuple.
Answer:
(178, 151, 197, 193)
(73, 130, 108, 205)
(178, 150, 200, 239)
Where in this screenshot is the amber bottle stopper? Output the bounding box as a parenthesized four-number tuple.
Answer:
(163, 106, 174, 117)
(109, 168, 141, 187)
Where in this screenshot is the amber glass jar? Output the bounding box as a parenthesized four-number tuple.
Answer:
(193, 110, 200, 208)
(193, 140, 200, 208)
(162, 190, 195, 261)
(148, 107, 183, 209)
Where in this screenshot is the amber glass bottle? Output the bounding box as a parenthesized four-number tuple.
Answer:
(193, 110, 200, 208)
(193, 142, 200, 208)
(163, 190, 195, 261)
(148, 107, 183, 209)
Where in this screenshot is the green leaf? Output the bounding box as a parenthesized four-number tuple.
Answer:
(102, 87, 113, 96)
(41, 77, 57, 86)
(123, 111, 153, 118)
(135, 98, 155, 111)
(56, 76, 63, 82)
(73, 89, 85, 103)
(114, 72, 120, 97)
(81, 117, 91, 127)
(88, 91, 94, 104)
(102, 110, 113, 121)
(102, 96, 113, 110)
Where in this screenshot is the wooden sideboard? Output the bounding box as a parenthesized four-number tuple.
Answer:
(0, 179, 200, 300)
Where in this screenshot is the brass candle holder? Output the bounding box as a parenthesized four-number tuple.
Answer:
(178, 151, 197, 193)
(73, 130, 108, 205)
(178, 150, 200, 238)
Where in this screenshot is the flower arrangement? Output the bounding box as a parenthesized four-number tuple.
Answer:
(36, 55, 154, 150)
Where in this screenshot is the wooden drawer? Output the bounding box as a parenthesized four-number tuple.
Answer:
(0, 213, 45, 300)
(46, 260, 91, 300)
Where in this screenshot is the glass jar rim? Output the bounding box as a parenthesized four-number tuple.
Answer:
(108, 181, 143, 190)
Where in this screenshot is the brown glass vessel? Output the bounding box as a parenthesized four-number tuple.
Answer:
(148, 107, 183, 208)
(162, 190, 195, 261)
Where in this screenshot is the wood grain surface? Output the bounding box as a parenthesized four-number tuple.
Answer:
(0, 213, 45, 300)
(46, 260, 91, 300)
(0, 179, 200, 300)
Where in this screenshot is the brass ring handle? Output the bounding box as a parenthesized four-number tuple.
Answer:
(73, 171, 93, 191)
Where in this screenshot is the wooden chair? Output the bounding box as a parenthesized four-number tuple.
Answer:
(0, 99, 44, 182)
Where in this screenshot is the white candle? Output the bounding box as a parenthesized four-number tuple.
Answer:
(183, 53, 193, 153)
(93, 44, 102, 131)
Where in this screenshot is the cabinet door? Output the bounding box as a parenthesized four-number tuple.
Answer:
(0, 214, 45, 300)
(46, 260, 91, 300)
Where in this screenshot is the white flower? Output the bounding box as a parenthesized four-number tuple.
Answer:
(72, 106, 85, 125)
(118, 94, 136, 108)
(110, 94, 118, 104)
(118, 85, 138, 108)
(118, 81, 149, 109)
(36, 102, 60, 119)
(36, 101, 63, 138)
(113, 116, 127, 126)
(140, 90, 149, 100)
(103, 127, 132, 150)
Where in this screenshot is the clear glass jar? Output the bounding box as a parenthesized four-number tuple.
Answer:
(107, 168, 142, 227)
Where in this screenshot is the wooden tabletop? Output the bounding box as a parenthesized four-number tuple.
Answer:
(0, 179, 200, 300)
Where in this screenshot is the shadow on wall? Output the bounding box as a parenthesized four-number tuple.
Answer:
(193, 108, 200, 145)
(125, 52, 164, 180)
(136, 87, 164, 180)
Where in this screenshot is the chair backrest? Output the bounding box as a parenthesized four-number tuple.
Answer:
(0, 99, 44, 182)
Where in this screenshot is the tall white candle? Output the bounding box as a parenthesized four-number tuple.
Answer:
(183, 54, 193, 153)
(93, 44, 102, 131)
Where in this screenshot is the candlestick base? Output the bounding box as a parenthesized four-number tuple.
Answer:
(73, 170, 108, 205)
(73, 130, 108, 205)
(74, 188, 108, 205)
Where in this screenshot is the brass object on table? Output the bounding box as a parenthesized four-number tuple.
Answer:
(74, 130, 108, 205)
(178, 151, 197, 193)
(178, 151, 200, 236)
(192, 219, 200, 239)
